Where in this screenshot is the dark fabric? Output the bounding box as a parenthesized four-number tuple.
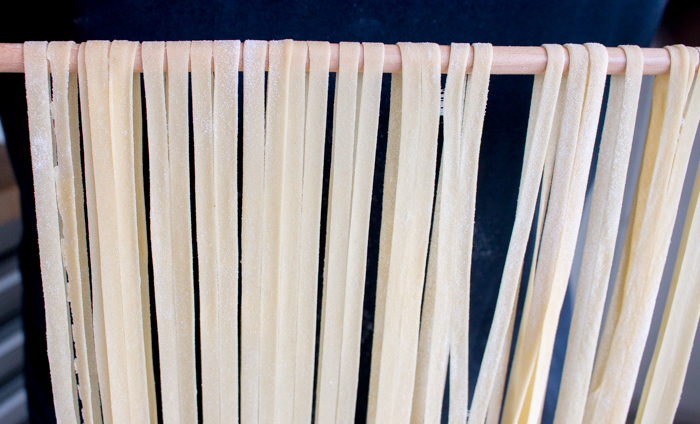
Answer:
(0, 1, 667, 423)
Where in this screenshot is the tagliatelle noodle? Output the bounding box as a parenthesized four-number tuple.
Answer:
(275, 40, 306, 424)
(142, 41, 181, 424)
(503, 43, 591, 424)
(467, 44, 565, 424)
(450, 42, 493, 424)
(636, 47, 700, 424)
(585, 45, 695, 424)
(241, 39, 267, 424)
(367, 71, 402, 424)
(46, 41, 100, 424)
(77, 42, 112, 424)
(213, 39, 241, 423)
(553, 45, 644, 424)
(191, 40, 220, 423)
(260, 39, 293, 424)
(316, 41, 360, 424)
(372, 42, 441, 424)
(24, 41, 80, 424)
(411, 42, 470, 424)
(84, 40, 131, 424)
(133, 53, 158, 424)
(109, 40, 153, 423)
(165, 40, 198, 424)
(335, 42, 384, 424)
(294, 40, 330, 424)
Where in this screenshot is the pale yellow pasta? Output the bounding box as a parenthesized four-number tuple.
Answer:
(294, 40, 330, 424)
(165, 40, 198, 424)
(191, 40, 219, 423)
(109, 40, 152, 423)
(84, 40, 131, 424)
(241, 39, 267, 424)
(468, 44, 565, 424)
(77, 41, 112, 424)
(47, 41, 100, 424)
(412, 42, 470, 424)
(554, 45, 644, 424)
(276, 40, 306, 424)
(25, 40, 80, 424)
(142, 41, 180, 424)
(213, 39, 241, 423)
(316, 41, 361, 424)
(259, 39, 293, 424)
(585, 45, 695, 424)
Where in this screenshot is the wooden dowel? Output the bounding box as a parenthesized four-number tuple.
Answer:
(0, 42, 679, 74)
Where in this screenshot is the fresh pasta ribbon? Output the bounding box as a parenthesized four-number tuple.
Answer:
(20, 39, 700, 424)
(585, 44, 697, 424)
(47, 41, 101, 424)
(554, 45, 644, 424)
(25, 40, 80, 424)
(468, 43, 565, 424)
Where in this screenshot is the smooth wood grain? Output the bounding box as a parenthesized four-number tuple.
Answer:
(0, 42, 682, 74)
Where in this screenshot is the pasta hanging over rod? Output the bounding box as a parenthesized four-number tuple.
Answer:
(18, 39, 700, 424)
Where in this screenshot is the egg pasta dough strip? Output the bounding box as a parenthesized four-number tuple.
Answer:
(275, 40, 307, 424)
(449, 43, 492, 424)
(47, 41, 101, 424)
(294, 40, 330, 424)
(316, 41, 360, 424)
(367, 71, 402, 424)
(411, 42, 470, 424)
(213, 39, 241, 423)
(166, 40, 199, 424)
(553, 45, 644, 424)
(585, 45, 695, 424)
(467, 44, 565, 424)
(259, 39, 293, 424)
(336, 42, 384, 424)
(109, 40, 153, 423)
(241, 39, 267, 424)
(77, 42, 112, 424)
(25, 40, 80, 424)
(142, 41, 182, 424)
(84, 40, 131, 424)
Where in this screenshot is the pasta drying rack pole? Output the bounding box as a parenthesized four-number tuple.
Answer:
(0, 42, 680, 75)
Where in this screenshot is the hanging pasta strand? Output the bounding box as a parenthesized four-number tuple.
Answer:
(450, 42, 493, 424)
(367, 71, 402, 424)
(84, 40, 131, 424)
(241, 39, 267, 424)
(166, 40, 199, 424)
(109, 40, 153, 423)
(25, 40, 80, 424)
(336, 42, 384, 424)
(371, 42, 441, 424)
(294, 40, 330, 424)
(259, 39, 293, 424)
(77, 41, 112, 424)
(276, 40, 307, 424)
(467, 44, 566, 424)
(412, 42, 471, 424)
(316, 41, 361, 424)
(553, 45, 644, 424)
(212, 39, 241, 423)
(635, 47, 700, 424)
(585, 45, 697, 424)
(133, 52, 159, 424)
(191, 40, 219, 423)
(47, 41, 101, 424)
(142, 41, 182, 424)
